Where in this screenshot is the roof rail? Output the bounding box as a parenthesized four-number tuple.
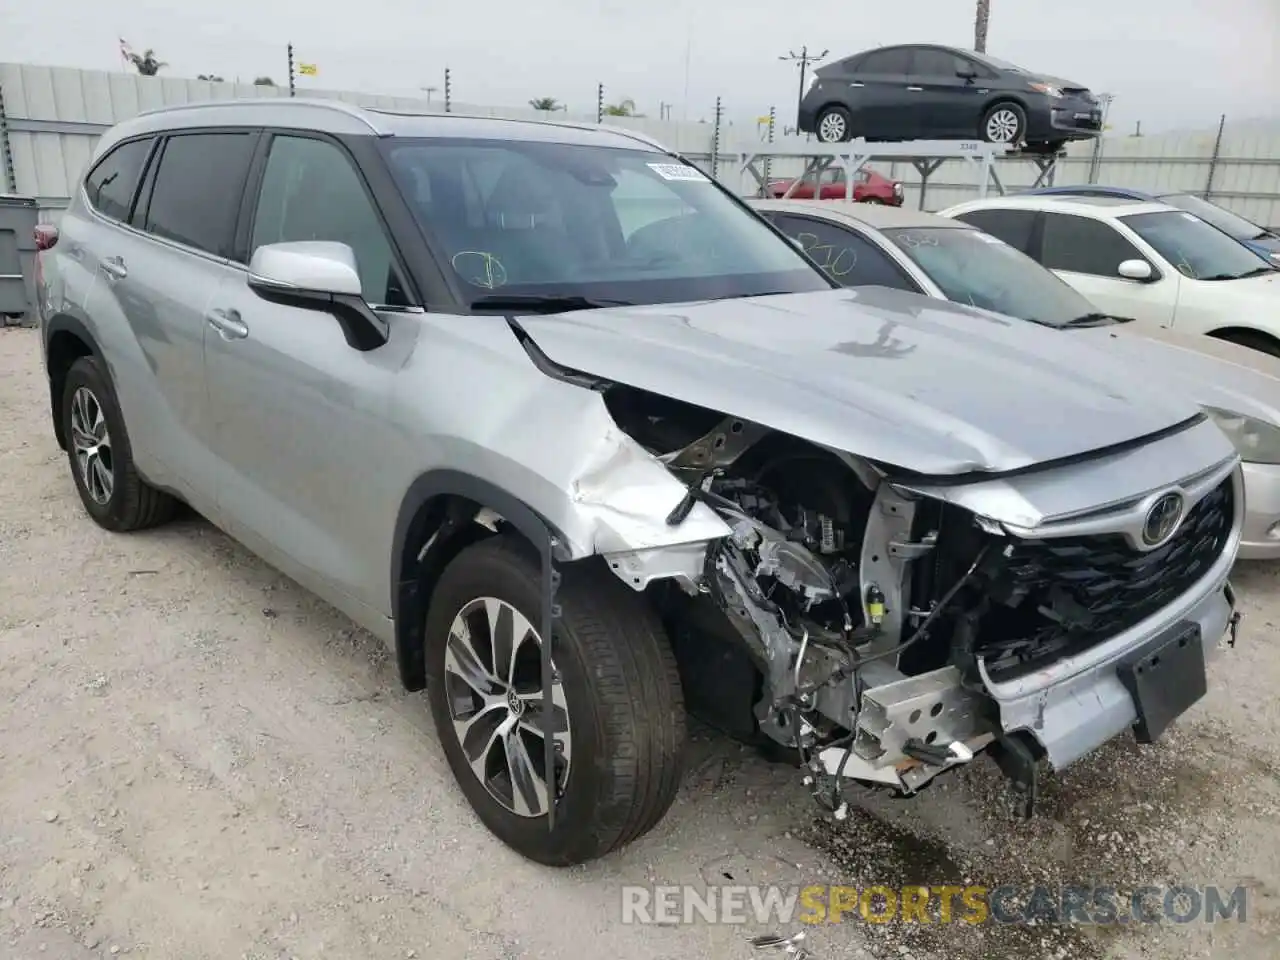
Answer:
(134, 96, 381, 134)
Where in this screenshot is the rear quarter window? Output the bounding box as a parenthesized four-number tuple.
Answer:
(83, 138, 154, 222)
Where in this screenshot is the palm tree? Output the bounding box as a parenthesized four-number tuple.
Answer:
(974, 0, 991, 53)
(603, 98, 638, 117)
(197, 74, 224, 82)
(528, 97, 561, 112)
(253, 77, 276, 86)
(127, 49, 167, 77)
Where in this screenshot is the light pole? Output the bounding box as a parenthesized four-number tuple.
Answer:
(419, 86, 437, 103)
(779, 47, 828, 125)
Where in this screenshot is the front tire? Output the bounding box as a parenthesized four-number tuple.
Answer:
(424, 537, 686, 866)
(815, 106, 853, 143)
(981, 102, 1027, 144)
(60, 356, 177, 532)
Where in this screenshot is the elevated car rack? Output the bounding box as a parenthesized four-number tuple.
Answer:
(737, 139, 1065, 209)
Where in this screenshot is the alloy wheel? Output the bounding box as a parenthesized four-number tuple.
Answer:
(70, 386, 114, 505)
(443, 596, 571, 818)
(818, 112, 847, 143)
(985, 109, 1021, 142)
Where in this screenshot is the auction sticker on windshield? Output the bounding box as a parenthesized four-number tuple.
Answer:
(648, 162, 710, 182)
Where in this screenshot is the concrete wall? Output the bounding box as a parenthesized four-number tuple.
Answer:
(3, 61, 1278, 228)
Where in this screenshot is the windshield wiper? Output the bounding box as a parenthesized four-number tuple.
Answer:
(1199, 266, 1276, 281)
(1061, 312, 1129, 327)
(470, 294, 634, 314)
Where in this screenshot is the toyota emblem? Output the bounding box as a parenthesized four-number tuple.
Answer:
(1142, 492, 1185, 547)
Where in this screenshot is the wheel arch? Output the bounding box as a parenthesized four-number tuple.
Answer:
(389, 470, 569, 692)
(981, 94, 1030, 114)
(44, 313, 104, 451)
(1207, 326, 1280, 357)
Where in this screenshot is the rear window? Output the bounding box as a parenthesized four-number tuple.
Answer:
(141, 132, 257, 258)
(858, 48, 912, 74)
(84, 138, 153, 222)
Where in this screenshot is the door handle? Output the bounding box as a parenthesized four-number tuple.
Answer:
(101, 256, 127, 280)
(206, 307, 249, 340)
(849, 82, 865, 88)
(906, 86, 924, 91)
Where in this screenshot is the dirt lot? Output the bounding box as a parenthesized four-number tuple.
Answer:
(1, 324, 1278, 960)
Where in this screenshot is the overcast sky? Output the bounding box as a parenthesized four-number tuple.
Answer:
(6, 0, 1278, 132)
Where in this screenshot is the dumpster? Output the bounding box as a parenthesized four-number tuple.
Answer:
(0, 194, 38, 327)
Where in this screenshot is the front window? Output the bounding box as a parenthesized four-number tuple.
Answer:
(380, 138, 832, 307)
(1158, 193, 1271, 244)
(881, 225, 1101, 327)
(1120, 210, 1274, 281)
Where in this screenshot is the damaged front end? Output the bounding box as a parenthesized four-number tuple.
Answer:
(592, 385, 1243, 818)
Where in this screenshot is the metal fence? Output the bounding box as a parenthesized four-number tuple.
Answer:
(3, 61, 1278, 228)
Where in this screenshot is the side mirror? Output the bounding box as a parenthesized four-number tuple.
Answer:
(1117, 259, 1154, 282)
(956, 69, 979, 82)
(247, 241, 389, 351)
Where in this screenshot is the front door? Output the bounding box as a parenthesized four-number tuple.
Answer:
(202, 131, 418, 621)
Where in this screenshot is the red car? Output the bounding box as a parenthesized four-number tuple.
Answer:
(766, 165, 904, 205)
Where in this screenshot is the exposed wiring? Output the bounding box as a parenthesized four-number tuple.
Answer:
(845, 544, 990, 670)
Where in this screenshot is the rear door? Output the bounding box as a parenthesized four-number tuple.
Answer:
(909, 48, 990, 138)
(848, 47, 914, 138)
(1034, 211, 1179, 328)
(202, 130, 419, 621)
(948, 207, 1039, 255)
(81, 129, 258, 513)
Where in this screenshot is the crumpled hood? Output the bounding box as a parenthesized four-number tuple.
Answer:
(516, 288, 1203, 476)
(1075, 324, 1280, 425)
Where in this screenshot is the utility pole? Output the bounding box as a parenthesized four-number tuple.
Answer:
(974, 0, 991, 53)
(287, 43, 296, 97)
(779, 46, 828, 123)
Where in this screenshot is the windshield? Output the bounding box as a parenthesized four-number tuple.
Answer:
(379, 138, 832, 307)
(968, 51, 1030, 73)
(1157, 193, 1270, 242)
(1120, 210, 1274, 280)
(880, 225, 1101, 327)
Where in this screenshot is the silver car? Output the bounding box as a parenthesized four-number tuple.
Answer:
(753, 198, 1280, 559)
(37, 99, 1242, 866)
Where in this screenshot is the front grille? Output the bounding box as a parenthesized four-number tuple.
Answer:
(977, 478, 1234, 675)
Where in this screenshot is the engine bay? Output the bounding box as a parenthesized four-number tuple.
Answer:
(601, 384, 1238, 813)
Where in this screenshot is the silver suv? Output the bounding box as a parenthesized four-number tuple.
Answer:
(37, 99, 1242, 866)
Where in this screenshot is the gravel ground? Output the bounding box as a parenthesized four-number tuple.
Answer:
(1, 324, 1277, 960)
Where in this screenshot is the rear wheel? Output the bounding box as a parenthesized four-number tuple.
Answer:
(424, 536, 686, 866)
(60, 356, 177, 531)
(816, 106, 853, 143)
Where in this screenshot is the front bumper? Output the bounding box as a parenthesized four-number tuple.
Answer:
(1239, 461, 1280, 559)
(1026, 96, 1103, 141)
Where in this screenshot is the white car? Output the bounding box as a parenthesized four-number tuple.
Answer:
(751, 198, 1280, 558)
(936, 195, 1280, 357)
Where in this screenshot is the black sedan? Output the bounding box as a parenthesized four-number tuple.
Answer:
(797, 44, 1103, 151)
